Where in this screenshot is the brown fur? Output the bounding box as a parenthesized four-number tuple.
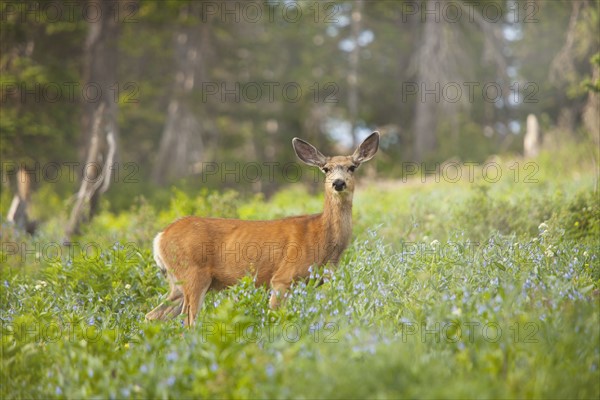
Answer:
(146, 132, 379, 326)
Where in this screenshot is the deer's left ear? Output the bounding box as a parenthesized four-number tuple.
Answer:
(352, 131, 379, 164)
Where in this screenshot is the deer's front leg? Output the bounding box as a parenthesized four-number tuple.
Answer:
(269, 273, 292, 309)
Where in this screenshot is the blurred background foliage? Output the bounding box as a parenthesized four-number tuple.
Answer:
(0, 0, 599, 216)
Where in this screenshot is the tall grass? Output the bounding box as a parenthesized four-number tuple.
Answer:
(1, 145, 599, 398)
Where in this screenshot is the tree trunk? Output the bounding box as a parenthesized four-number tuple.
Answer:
(65, 0, 119, 242)
(583, 63, 599, 146)
(409, 1, 506, 162)
(152, 4, 208, 185)
(413, 1, 440, 161)
(347, 0, 364, 149)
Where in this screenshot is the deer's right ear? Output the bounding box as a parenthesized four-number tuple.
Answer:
(292, 138, 327, 167)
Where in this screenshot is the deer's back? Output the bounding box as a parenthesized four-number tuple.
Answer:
(159, 214, 325, 288)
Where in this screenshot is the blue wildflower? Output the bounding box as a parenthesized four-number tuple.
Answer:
(166, 351, 178, 362)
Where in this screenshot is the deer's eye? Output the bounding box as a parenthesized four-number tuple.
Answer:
(322, 167, 330, 173)
(348, 165, 356, 172)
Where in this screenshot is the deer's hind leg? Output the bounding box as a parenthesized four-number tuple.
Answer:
(145, 271, 184, 321)
(146, 233, 185, 321)
(181, 268, 212, 327)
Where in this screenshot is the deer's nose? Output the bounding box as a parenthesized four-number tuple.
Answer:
(332, 179, 346, 191)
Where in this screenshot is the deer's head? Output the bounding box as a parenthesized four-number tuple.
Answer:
(293, 132, 379, 196)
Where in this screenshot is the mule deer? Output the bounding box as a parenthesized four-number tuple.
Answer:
(146, 132, 379, 326)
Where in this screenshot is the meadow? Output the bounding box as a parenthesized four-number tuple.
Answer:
(1, 145, 599, 399)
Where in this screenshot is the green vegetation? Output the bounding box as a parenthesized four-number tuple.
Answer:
(2, 147, 598, 399)
(2, 1, 598, 181)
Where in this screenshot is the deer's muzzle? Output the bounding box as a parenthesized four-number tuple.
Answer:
(332, 179, 346, 191)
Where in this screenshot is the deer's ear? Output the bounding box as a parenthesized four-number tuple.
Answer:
(352, 131, 379, 164)
(293, 138, 327, 167)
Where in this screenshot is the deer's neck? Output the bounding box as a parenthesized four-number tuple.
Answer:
(320, 191, 353, 258)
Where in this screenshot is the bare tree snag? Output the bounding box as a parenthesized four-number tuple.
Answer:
(524, 114, 541, 158)
(6, 167, 36, 234)
(65, 104, 117, 242)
